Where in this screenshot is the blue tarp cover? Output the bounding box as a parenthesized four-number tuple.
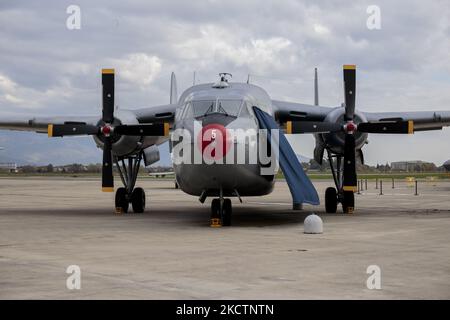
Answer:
(253, 107, 320, 206)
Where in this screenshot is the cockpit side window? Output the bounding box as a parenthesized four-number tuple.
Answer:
(238, 101, 252, 117)
(180, 102, 193, 119)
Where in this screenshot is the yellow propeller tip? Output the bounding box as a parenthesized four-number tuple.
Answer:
(47, 124, 53, 137)
(286, 121, 292, 134)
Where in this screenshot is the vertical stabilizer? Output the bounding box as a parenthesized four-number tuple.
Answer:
(170, 72, 178, 104)
(314, 68, 319, 106)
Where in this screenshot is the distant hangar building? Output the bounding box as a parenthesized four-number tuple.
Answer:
(390, 160, 435, 172)
(0, 162, 18, 173)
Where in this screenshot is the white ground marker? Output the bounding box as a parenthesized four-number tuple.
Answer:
(304, 213, 323, 234)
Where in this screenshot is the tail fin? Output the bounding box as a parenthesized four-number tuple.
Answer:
(314, 67, 319, 106)
(170, 72, 178, 104)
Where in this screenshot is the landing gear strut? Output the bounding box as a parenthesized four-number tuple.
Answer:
(210, 189, 232, 227)
(114, 152, 146, 213)
(326, 150, 354, 213)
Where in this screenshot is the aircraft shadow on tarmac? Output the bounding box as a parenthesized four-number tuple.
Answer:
(4, 206, 320, 228)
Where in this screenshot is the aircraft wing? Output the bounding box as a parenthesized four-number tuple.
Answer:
(364, 110, 450, 131)
(0, 104, 177, 134)
(272, 99, 450, 132)
(271, 100, 335, 123)
(0, 115, 99, 133)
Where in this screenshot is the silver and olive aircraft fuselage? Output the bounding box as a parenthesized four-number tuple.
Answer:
(172, 82, 277, 198)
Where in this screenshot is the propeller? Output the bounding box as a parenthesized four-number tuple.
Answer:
(341, 65, 357, 191)
(285, 119, 413, 135)
(47, 69, 169, 192)
(286, 65, 415, 193)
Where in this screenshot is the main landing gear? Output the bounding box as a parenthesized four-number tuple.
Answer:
(114, 152, 146, 213)
(210, 189, 232, 227)
(325, 151, 355, 214)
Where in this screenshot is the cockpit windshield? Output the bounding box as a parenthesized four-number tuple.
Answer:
(217, 100, 243, 117)
(187, 99, 243, 119)
(192, 100, 216, 118)
(179, 99, 248, 120)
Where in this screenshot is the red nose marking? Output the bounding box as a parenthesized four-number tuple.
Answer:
(345, 122, 356, 133)
(101, 125, 112, 136)
(197, 123, 231, 161)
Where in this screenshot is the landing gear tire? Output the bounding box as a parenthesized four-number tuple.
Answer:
(211, 199, 220, 217)
(210, 199, 221, 227)
(115, 187, 129, 213)
(342, 191, 355, 214)
(222, 199, 232, 226)
(174, 181, 179, 189)
(325, 187, 338, 213)
(131, 187, 146, 213)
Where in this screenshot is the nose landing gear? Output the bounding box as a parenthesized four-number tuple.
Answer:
(210, 198, 232, 227)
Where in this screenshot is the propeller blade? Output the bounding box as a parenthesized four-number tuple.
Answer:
(102, 137, 114, 192)
(357, 121, 414, 134)
(102, 69, 115, 123)
(343, 65, 356, 121)
(114, 123, 170, 136)
(286, 121, 341, 134)
(48, 124, 99, 137)
(342, 133, 357, 192)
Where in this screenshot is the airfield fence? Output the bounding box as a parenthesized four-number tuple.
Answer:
(353, 176, 450, 197)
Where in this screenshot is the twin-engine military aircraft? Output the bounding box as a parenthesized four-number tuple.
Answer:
(1, 65, 449, 226)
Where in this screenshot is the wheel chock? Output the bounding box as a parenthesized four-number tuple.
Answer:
(345, 207, 354, 214)
(115, 207, 124, 214)
(210, 218, 222, 228)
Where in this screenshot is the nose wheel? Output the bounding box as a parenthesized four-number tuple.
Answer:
(210, 198, 232, 227)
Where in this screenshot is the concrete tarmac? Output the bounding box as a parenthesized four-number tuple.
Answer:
(0, 177, 449, 299)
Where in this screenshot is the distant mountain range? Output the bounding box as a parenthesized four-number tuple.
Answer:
(296, 154, 311, 163)
(0, 131, 171, 166)
(0, 131, 311, 166)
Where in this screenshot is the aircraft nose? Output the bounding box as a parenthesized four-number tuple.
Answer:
(198, 123, 232, 162)
(198, 113, 237, 162)
(201, 113, 235, 127)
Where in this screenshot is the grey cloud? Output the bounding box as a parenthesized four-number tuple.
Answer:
(0, 0, 449, 165)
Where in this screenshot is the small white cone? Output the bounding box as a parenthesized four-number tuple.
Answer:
(304, 213, 323, 234)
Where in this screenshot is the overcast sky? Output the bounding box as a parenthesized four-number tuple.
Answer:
(0, 0, 449, 165)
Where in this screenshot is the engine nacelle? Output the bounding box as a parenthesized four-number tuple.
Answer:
(320, 108, 368, 155)
(93, 110, 143, 157)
